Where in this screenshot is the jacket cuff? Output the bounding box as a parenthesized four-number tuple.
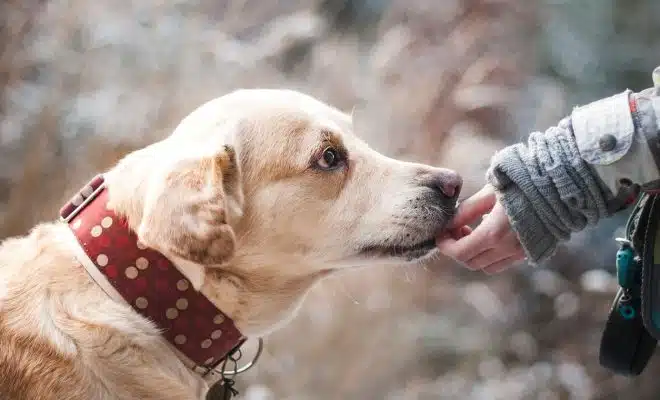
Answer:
(572, 90, 660, 193)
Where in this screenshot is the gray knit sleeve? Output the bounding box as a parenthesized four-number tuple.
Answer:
(486, 69, 660, 264)
(486, 119, 616, 263)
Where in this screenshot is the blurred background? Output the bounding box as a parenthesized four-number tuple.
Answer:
(1, 0, 659, 399)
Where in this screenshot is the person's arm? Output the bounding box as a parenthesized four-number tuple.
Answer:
(438, 66, 660, 271)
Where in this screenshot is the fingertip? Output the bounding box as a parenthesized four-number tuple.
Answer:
(449, 191, 497, 228)
(446, 225, 472, 240)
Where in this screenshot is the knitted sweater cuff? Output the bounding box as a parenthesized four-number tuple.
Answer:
(486, 123, 614, 264)
(493, 181, 558, 264)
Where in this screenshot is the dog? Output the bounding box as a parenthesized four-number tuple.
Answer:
(0, 89, 461, 400)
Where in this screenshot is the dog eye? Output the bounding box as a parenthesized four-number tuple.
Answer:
(316, 147, 341, 170)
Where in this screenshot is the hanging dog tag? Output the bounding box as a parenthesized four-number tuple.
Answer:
(206, 379, 238, 400)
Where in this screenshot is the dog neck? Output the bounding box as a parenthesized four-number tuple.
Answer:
(201, 255, 333, 336)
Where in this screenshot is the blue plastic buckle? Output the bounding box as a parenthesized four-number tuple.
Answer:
(615, 238, 639, 290)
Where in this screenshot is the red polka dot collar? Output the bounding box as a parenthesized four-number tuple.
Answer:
(59, 175, 246, 377)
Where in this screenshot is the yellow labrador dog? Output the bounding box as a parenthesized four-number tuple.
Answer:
(0, 89, 461, 400)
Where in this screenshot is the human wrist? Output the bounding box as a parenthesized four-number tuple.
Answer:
(494, 182, 557, 264)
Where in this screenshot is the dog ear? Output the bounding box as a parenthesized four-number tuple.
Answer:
(137, 145, 244, 267)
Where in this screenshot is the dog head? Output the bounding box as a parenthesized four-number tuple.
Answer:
(105, 89, 461, 331)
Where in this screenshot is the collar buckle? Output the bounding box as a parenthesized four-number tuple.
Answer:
(214, 337, 264, 378)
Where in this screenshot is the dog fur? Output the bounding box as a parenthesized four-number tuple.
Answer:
(0, 89, 460, 399)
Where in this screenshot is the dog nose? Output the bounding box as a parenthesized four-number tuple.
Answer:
(426, 170, 462, 199)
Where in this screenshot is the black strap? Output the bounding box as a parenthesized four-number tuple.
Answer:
(599, 288, 656, 375)
(599, 193, 658, 375)
(641, 194, 660, 339)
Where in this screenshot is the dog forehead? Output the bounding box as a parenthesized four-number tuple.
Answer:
(228, 89, 348, 117)
(182, 90, 350, 132)
(167, 89, 355, 166)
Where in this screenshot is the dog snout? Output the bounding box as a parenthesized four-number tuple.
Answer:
(420, 169, 462, 200)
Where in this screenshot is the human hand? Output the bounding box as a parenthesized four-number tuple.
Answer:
(436, 184, 526, 274)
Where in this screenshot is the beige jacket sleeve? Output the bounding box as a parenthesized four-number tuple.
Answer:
(572, 67, 660, 197)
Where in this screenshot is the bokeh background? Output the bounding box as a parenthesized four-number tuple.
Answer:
(1, 0, 660, 399)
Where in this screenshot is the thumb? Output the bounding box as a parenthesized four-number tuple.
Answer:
(449, 184, 497, 228)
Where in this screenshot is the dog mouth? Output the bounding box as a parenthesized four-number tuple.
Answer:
(358, 237, 437, 261)
(356, 205, 455, 262)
